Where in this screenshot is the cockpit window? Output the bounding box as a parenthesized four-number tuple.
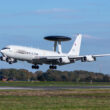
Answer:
(2, 47, 10, 50)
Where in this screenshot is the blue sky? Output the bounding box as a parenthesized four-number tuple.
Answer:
(0, 0, 110, 73)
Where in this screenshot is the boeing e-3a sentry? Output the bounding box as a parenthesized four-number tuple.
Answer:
(0, 34, 110, 69)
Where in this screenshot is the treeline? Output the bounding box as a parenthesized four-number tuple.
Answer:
(0, 69, 110, 82)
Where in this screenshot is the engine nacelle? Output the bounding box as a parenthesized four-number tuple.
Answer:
(6, 58, 17, 63)
(81, 55, 96, 62)
(59, 57, 70, 63)
(0, 56, 7, 61)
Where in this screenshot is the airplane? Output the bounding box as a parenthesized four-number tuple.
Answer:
(0, 34, 110, 69)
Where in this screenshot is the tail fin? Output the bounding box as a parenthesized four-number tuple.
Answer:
(68, 34, 82, 56)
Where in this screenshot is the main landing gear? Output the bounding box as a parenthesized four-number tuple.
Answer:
(32, 65, 39, 69)
(32, 65, 57, 69)
(49, 65, 57, 69)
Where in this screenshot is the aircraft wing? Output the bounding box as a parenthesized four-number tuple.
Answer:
(92, 54, 110, 57)
(32, 54, 110, 64)
(68, 55, 83, 61)
(33, 54, 110, 62)
(69, 54, 110, 62)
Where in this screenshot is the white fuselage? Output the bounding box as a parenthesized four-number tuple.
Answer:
(1, 45, 67, 65)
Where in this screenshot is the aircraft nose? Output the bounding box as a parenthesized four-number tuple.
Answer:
(0, 49, 4, 53)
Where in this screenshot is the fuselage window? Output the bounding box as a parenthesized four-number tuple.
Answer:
(17, 50, 27, 54)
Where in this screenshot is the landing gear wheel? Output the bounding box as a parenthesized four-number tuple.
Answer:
(32, 65, 39, 69)
(32, 65, 35, 69)
(54, 66, 57, 69)
(49, 66, 52, 69)
(9, 61, 13, 64)
(0, 57, 2, 60)
(36, 65, 39, 69)
(49, 65, 57, 69)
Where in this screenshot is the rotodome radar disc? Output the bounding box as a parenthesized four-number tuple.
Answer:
(44, 36, 71, 42)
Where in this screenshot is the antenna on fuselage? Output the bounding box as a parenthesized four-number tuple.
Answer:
(44, 36, 71, 54)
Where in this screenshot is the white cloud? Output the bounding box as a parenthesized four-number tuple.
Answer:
(0, 8, 75, 18)
(34, 8, 74, 14)
(72, 34, 102, 40)
(83, 34, 102, 40)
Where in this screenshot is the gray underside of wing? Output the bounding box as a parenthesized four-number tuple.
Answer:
(32, 56, 62, 65)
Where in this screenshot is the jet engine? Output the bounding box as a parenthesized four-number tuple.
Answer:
(81, 55, 96, 62)
(0, 56, 7, 61)
(59, 57, 70, 63)
(6, 58, 17, 64)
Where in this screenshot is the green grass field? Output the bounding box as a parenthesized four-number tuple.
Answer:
(0, 82, 110, 110)
(0, 89, 110, 110)
(0, 81, 110, 87)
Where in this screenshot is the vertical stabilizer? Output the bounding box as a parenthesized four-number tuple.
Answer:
(68, 34, 82, 56)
